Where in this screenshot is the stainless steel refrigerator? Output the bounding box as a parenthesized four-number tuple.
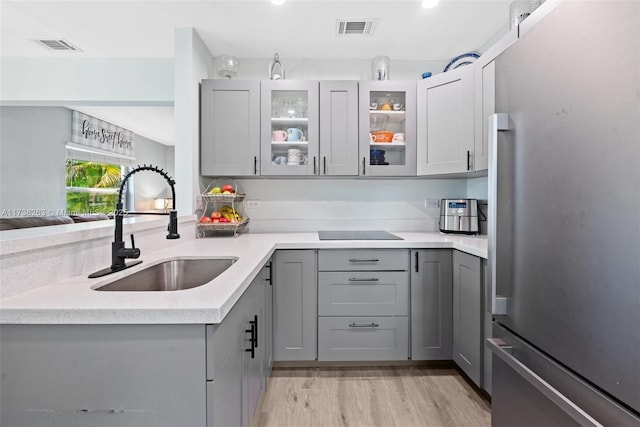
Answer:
(487, 1, 640, 425)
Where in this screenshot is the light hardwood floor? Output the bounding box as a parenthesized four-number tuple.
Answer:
(257, 366, 491, 427)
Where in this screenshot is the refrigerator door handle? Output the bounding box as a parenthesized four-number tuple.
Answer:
(488, 113, 510, 315)
(487, 338, 604, 427)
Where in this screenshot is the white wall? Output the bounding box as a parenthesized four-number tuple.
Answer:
(223, 58, 449, 81)
(0, 58, 173, 104)
(200, 177, 468, 232)
(174, 28, 216, 216)
(0, 107, 69, 213)
(133, 135, 176, 211)
(0, 106, 174, 215)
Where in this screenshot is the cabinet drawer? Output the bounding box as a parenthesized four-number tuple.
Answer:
(318, 249, 409, 271)
(318, 271, 409, 316)
(317, 316, 409, 361)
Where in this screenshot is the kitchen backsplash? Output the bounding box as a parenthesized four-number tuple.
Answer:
(199, 178, 487, 233)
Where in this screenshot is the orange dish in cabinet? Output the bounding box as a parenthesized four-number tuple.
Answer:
(371, 131, 394, 143)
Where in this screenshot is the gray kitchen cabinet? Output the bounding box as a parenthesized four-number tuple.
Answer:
(318, 271, 409, 317)
(358, 80, 417, 176)
(473, 28, 517, 172)
(207, 270, 266, 427)
(263, 258, 273, 388)
(317, 316, 409, 361)
(272, 249, 317, 361)
(317, 249, 410, 361)
(452, 249, 483, 386)
(482, 257, 492, 395)
(416, 66, 475, 175)
(201, 79, 261, 176)
(0, 265, 271, 427)
(410, 249, 453, 360)
(1, 324, 207, 427)
(260, 80, 320, 176)
(319, 80, 359, 175)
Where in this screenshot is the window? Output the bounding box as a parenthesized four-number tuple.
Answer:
(65, 160, 124, 215)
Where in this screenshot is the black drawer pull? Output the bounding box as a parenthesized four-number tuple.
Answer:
(348, 322, 380, 328)
(348, 258, 379, 263)
(348, 278, 379, 282)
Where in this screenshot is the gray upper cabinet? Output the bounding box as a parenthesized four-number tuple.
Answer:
(452, 250, 483, 386)
(272, 249, 317, 361)
(410, 249, 453, 360)
(260, 80, 320, 176)
(416, 66, 475, 175)
(201, 79, 261, 176)
(358, 80, 417, 176)
(473, 29, 518, 172)
(319, 81, 359, 176)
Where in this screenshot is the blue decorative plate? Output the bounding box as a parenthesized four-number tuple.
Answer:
(443, 52, 480, 72)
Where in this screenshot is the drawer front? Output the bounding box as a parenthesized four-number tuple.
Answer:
(318, 271, 409, 316)
(317, 316, 409, 361)
(318, 249, 409, 271)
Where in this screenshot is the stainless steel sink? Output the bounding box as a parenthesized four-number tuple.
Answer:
(94, 258, 237, 292)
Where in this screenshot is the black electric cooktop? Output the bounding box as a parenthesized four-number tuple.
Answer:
(318, 230, 403, 240)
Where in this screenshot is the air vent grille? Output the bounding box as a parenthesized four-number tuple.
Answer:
(336, 19, 377, 36)
(36, 39, 82, 51)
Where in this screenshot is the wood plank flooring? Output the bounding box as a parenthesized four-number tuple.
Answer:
(257, 366, 491, 427)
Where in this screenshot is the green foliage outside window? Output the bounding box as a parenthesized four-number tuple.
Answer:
(66, 160, 122, 214)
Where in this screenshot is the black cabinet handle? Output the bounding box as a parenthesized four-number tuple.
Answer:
(253, 314, 258, 348)
(362, 157, 366, 175)
(313, 156, 317, 175)
(415, 251, 419, 272)
(323, 156, 327, 175)
(254, 156, 258, 175)
(467, 151, 471, 171)
(265, 263, 272, 284)
(245, 318, 256, 359)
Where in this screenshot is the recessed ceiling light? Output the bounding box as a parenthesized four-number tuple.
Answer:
(271, 0, 286, 5)
(421, 0, 440, 8)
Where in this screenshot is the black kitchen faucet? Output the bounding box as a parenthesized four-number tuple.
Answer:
(88, 164, 179, 278)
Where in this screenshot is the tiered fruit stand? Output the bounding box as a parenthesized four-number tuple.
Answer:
(196, 178, 249, 238)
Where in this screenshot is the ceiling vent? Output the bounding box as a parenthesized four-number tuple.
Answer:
(36, 39, 82, 52)
(336, 19, 377, 36)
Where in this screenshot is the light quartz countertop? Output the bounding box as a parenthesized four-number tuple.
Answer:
(0, 232, 487, 325)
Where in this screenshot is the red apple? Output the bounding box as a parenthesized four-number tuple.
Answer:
(200, 216, 212, 223)
(210, 211, 222, 219)
(219, 217, 230, 223)
(221, 184, 234, 193)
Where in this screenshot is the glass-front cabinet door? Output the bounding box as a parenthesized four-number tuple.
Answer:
(358, 81, 417, 176)
(261, 81, 319, 175)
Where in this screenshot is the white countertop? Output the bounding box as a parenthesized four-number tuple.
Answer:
(0, 232, 487, 325)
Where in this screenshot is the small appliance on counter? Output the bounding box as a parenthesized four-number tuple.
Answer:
(439, 199, 479, 234)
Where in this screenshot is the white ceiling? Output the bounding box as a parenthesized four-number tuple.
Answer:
(1, 0, 512, 145)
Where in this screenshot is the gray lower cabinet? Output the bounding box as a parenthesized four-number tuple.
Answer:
(1, 324, 207, 427)
(410, 249, 453, 360)
(0, 264, 271, 427)
(272, 249, 317, 361)
(482, 258, 492, 395)
(263, 259, 274, 387)
(452, 249, 483, 386)
(317, 249, 410, 361)
(199, 267, 271, 427)
(317, 316, 409, 361)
